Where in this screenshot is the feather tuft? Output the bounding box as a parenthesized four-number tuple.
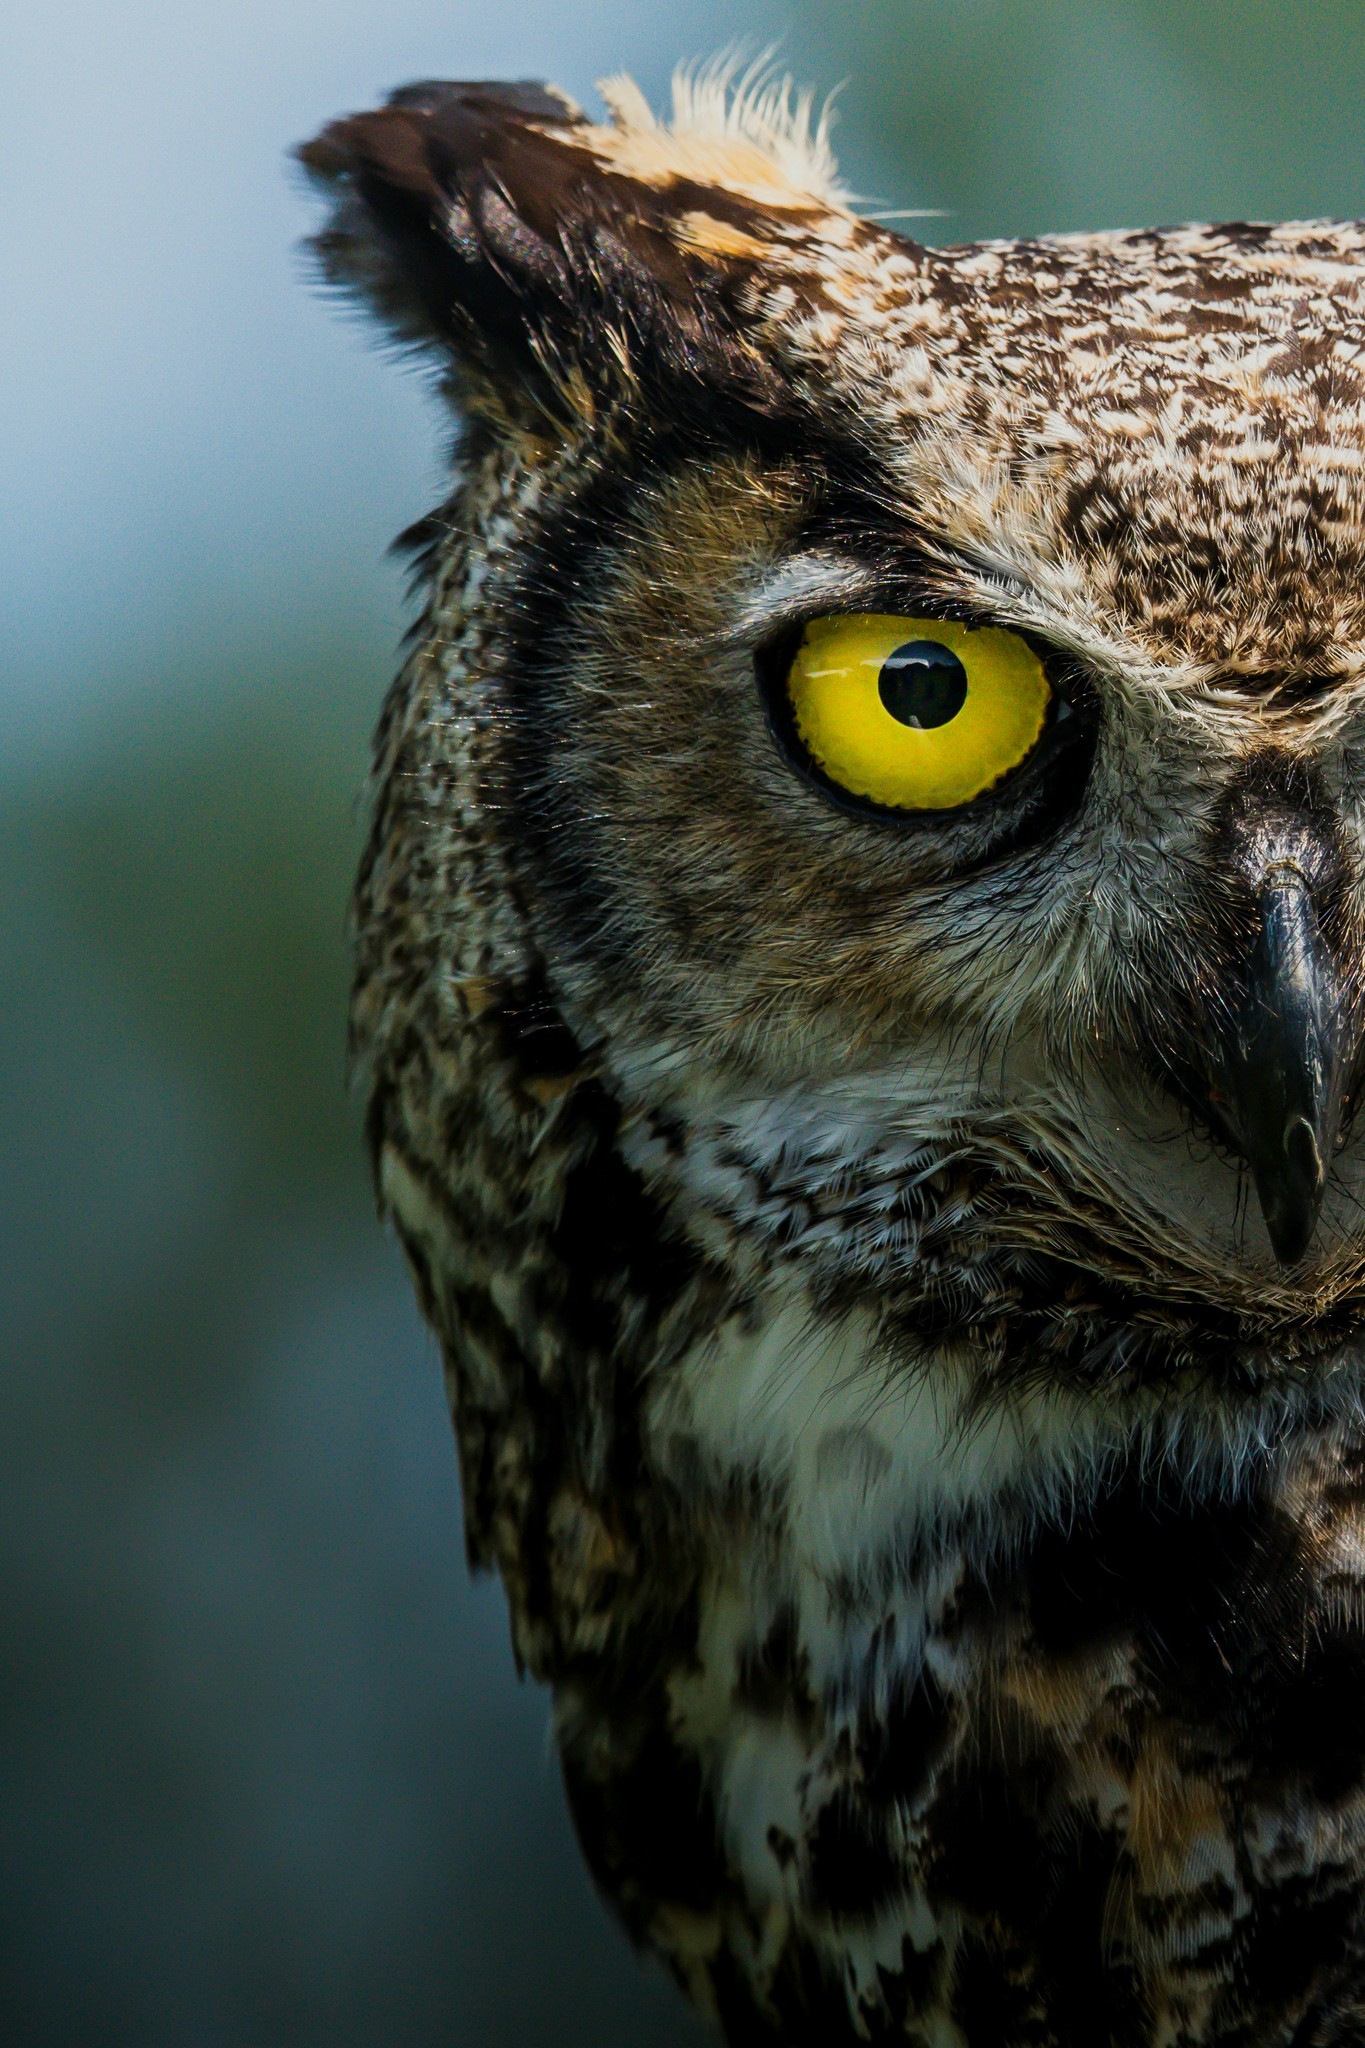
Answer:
(596, 50, 846, 207)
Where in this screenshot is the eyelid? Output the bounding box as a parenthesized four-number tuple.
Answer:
(718, 556, 884, 650)
(717, 559, 1054, 661)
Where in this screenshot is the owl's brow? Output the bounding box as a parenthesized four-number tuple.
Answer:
(719, 554, 900, 647)
(717, 549, 1043, 651)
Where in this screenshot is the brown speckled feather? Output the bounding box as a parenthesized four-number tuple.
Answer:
(302, 66, 1365, 2045)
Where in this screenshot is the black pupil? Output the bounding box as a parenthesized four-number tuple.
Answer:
(877, 640, 968, 729)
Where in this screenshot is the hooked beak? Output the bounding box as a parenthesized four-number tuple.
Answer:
(1218, 858, 1351, 1266)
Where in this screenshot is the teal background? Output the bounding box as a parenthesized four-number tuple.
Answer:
(8, 4, 1365, 2041)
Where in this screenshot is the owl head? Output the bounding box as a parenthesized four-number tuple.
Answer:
(302, 69, 1365, 1409)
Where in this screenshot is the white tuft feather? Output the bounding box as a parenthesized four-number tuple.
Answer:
(595, 52, 846, 208)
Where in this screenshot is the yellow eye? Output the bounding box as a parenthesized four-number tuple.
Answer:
(783, 613, 1052, 812)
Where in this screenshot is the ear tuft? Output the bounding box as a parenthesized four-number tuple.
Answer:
(297, 80, 595, 369)
(297, 64, 852, 422)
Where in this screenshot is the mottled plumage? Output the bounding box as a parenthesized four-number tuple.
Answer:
(301, 67, 1365, 2044)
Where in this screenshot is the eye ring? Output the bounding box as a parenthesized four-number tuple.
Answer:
(755, 612, 1097, 850)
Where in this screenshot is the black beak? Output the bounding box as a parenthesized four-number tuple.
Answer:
(1218, 858, 1350, 1266)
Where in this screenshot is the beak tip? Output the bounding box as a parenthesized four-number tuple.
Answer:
(1213, 853, 1346, 1273)
(1255, 1124, 1326, 1266)
(1262, 1206, 1317, 1268)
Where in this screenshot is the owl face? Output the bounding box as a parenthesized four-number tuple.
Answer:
(304, 73, 1365, 1381)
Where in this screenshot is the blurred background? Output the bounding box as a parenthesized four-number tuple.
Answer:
(8, 2, 1365, 2041)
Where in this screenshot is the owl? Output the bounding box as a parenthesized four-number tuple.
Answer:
(300, 64, 1365, 2046)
